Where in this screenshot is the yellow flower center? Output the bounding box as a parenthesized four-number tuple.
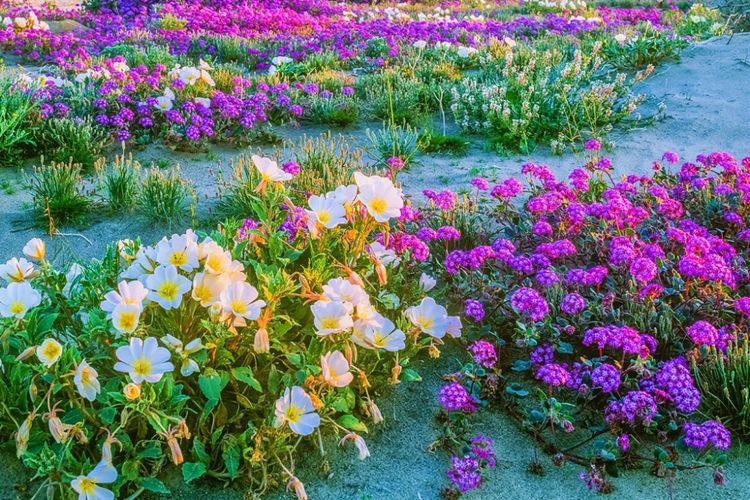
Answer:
(158, 281, 179, 301)
(193, 283, 212, 303)
(231, 300, 248, 315)
(78, 478, 97, 494)
(372, 332, 387, 347)
(116, 311, 137, 331)
(132, 357, 152, 377)
(417, 315, 434, 331)
(369, 198, 387, 215)
(320, 317, 339, 330)
(80, 366, 93, 382)
(205, 253, 226, 273)
(42, 342, 61, 360)
(284, 403, 303, 424)
(317, 210, 331, 225)
(168, 251, 187, 267)
(9, 301, 25, 315)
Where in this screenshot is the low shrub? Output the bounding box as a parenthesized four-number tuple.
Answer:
(36, 117, 111, 169)
(137, 165, 192, 224)
(95, 153, 141, 211)
(0, 78, 39, 168)
(26, 160, 90, 226)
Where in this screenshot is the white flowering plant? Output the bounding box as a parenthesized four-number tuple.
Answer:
(0, 158, 459, 498)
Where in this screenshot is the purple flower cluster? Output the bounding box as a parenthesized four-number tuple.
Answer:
(464, 299, 485, 322)
(439, 383, 477, 413)
(468, 340, 497, 368)
(583, 325, 656, 358)
(683, 420, 731, 450)
(605, 391, 658, 426)
(560, 292, 586, 315)
(446, 455, 482, 493)
(655, 358, 700, 413)
(535, 363, 570, 387)
(510, 287, 549, 322)
(591, 363, 621, 393)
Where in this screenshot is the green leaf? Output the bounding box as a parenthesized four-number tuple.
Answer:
(268, 366, 281, 394)
(182, 462, 207, 483)
(192, 440, 210, 465)
(199, 370, 229, 416)
(137, 444, 163, 459)
(231, 367, 262, 393)
(506, 383, 529, 397)
(336, 414, 368, 433)
(139, 477, 170, 494)
(402, 368, 422, 382)
(221, 437, 242, 480)
(36, 313, 58, 335)
(98, 407, 117, 426)
(511, 359, 531, 372)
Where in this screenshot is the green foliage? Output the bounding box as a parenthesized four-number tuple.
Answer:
(36, 117, 110, 169)
(95, 152, 141, 211)
(26, 160, 90, 225)
(137, 165, 192, 224)
(367, 124, 420, 169)
(215, 154, 265, 219)
(0, 78, 39, 168)
(601, 26, 688, 69)
(694, 339, 750, 440)
(418, 130, 469, 156)
(306, 95, 360, 127)
(292, 132, 360, 196)
(356, 71, 436, 126)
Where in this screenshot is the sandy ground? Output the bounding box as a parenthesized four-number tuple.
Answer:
(1, 32, 750, 500)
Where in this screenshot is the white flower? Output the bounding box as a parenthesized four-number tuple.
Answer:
(322, 277, 368, 308)
(320, 351, 353, 387)
(368, 241, 400, 267)
(155, 233, 199, 272)
(614, 33, 627, 43)
(253, 155, 293, 183)
(354, 172, 404, 222)
(311, 300, 353, 335)
(100, 280, 148, 318)
(0, 282, 41, 318)
(419, 273, 436, 292)
(36, 338, 63, 368)
(456, 46, 477, 58)
(271, 56, 293, 66)
(329, 184, 358, 205)
(307, 195, 347, 229)
(74, 360, 101, 402)
(503, 36, 517, 48)
(191, 272, 227, 307)
(111, 303, 141, 334)
(194, 97, 211, 108)
(161, 335, 204, 376)
(446, 316, 462, 338)
(0, 257, 36, 282)
(114, 337, 174, 384)
(405, 297, 449, 338)
(22, 238, 45, 261)
(352, 316, 406, 351)
(155, 95, 173, 112)
(146, 265, 192, 310)
(412, 40, 427, 50)
(220, 281, 266, 321)
(71, 460, 117, 500)
(121, 245, 157, 281)
(178, 66, 201, 85)
(274, 386, 320, 436)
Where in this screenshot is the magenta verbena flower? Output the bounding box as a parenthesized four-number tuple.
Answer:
(591, 363, 621, 393)
(655, 357, 700, 413)
(468, 340, 496, 368)
(535, 363, 570, 387)
(439, 383, 477, 412)
(464, 299, 485, 322)
(447, 455, 482, 493)
(629, 257, 658, 283)
(510, 287, 549, 322)
(684, 420, 731, 450)
(686, 320, 719, 347)
(560, 292, 586, 315)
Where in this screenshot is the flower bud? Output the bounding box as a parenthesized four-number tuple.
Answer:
(124, 382, 141, 400)
(287, 476, 308, 500)
(358, 370, 371, 389)
(166, 435, 184, 465)
(16, 414, 33, 458)
(347, 270, 365, 288)
(390, 364, 402, 385)
(16, 345, 37, 362)
(254, 328, 270, 353)
(714, 467, 726, 486)
(375, 260, 388, 286)
(367, 399, 384, 424)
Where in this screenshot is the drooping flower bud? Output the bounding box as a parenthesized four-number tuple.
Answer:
(16, 414, 33, 458)
(287, 475, 308, 500)
(123, 382, 141, 400)
(254, 328, 270, 353)
(366, 398, 384, 424)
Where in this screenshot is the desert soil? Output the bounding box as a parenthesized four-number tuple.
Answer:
(0, 25, 749, 500)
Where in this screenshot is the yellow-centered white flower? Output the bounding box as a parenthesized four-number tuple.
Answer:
(155, 233, 199, 272)
(100, 280, 148, 318)
(70, 460, 117, 500)
(220, 281, 266, 320)
(352, 316, 406, 351)
(161, 335, 205, 376)
(0, 281, 42, 319)
(252, 155, 292, 183)
(36, 338, 63, 368)
(22, 238, 45, 261)
(191, 272, 228, 307)
(311, 300, 354, 335)
(111, 303, 141, 334)
(320, 351, 353, 387)
(307, 195, 347, 229)
(146, 265, 192, 310)
(74, 360, 101, 402)
(114, 337, 174, 384)
(405, 297, 449, 338)
(322, 277, 368, 308)
(354, 172, 404, 222)
(274, 386, 320, 436)
(0, 257, 36, 282)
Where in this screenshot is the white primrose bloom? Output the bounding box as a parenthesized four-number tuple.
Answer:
(253, 155, 293, 183)
(36, 338, 63, 368)
(456, 46, 478, 58)
(71, 459, 117, 500)
(307, 194, 347, 229)
(311, 300, 354, 336)
(161, 335, 205, 376)
(322, 277, 368, 308)
(413, 40, 428, 50)
(0, 257, 36, 282)
(320, 351, 354, 388)
(155, 233, 200, 272)
(274, 386, 320, 436)
(614, 33, 627, 43)
(191, 272, 228, 307)
(220, 281, 266, 321)
(114, 337, 174, 384)
(368, 241, 400, 267)
(194, 97, 211, 108)
(0, 281, 41, 319)
(446, 315, 463, 338)
(146, 265, 192, 310)
(100, 280, 148, 318)
(405, 297, 450, 338)
(419, 273, 437, 292)
(329, 184, 358, 205)
(111, 303, 141, 334)
(74, 360, 101, 402)
(352, 316, 406, 352)
(271, 56, 293, 66)
(120, 245, 157, 282)
(155, 95, 173, 112)
(22, 238, 45, 261)
(354, 172, 404, 223)
(178, 66, 201, 85)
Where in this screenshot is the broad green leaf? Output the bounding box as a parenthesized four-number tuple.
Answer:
(337, 414, 368, 433)
(231, 367, 262, 393)
(182, 462, 207, 483)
